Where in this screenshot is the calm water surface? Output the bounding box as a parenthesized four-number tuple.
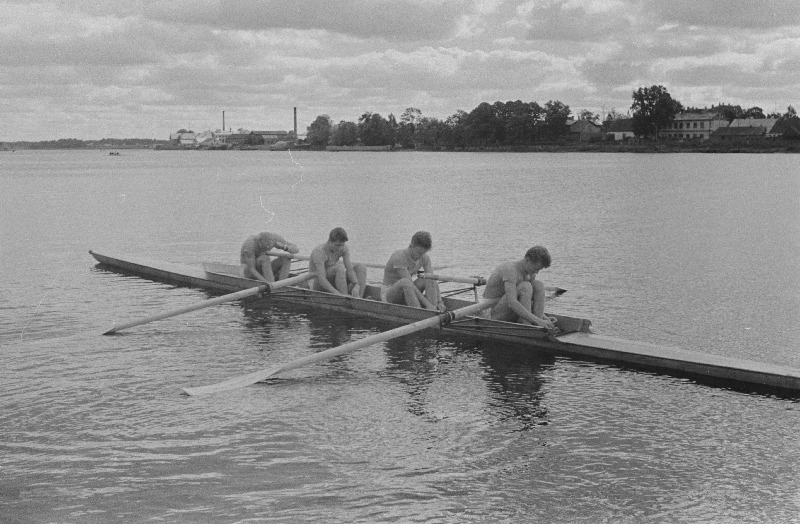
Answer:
(1, 150, 799, 523)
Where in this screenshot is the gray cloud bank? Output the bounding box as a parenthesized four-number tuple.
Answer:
(2, 0, 798, 140)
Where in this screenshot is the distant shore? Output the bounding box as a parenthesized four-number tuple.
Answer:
(3, 139, 799, 153)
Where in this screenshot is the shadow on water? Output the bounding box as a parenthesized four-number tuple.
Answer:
(475, 341, 556, 431)
(237, 296, 560, 428)
(382, 332, 557, 430)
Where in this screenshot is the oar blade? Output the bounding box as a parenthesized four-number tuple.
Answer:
(182, 365, 284, 396)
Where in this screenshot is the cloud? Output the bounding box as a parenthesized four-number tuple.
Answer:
(644, 0, 800, 29)
(1, 0, 799, 140)
(521, 0, 634, 42)
(70, 0, 470, 41)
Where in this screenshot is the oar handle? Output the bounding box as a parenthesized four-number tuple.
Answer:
(103, 272, 313, 334)
(417, 273, 486, 285)
(416, 273, 566, 297)
(267, 251, 386, 270)
(266, 251, 447, 271)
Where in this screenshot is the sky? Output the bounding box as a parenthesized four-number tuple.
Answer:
(2, 0, 799, 141)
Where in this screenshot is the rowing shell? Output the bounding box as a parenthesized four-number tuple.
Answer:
(89, 250, 800, 394)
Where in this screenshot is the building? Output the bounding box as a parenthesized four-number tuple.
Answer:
(168, 131, 198, 146)
(568, 119, 603, 141)
(659, 113, 728, 140)
(252, 130, 292, 145)
(711, 126, 766, 140)
(728, 117, 779, 135)
(768, 116, 800, 138)
(605, 118, 634, 141)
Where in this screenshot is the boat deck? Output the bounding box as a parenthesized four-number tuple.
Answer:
(89, 250, 800, 395)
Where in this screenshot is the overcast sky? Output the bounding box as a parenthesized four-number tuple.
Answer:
(2, 0, 799, 141)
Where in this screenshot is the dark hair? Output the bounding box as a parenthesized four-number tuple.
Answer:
(328, 227, 348, 243)
(524, 246, 551, 267)
(410, 231, 432, 250)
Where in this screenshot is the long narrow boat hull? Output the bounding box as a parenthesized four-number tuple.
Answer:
(90, 250, 800, 394)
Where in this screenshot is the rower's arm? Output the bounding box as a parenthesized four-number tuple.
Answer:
(421, 258, 442, 308)
(242, 252, 273, 284)
(343, 250, 358, 284)
(311, 253, 341, 294)
(503, 280, 548, 327)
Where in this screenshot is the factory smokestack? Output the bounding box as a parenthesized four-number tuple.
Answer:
(222, 111, 225, 132)
(293, 107, 297, 144)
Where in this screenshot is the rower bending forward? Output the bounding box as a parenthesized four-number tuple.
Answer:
(308, 227, 367, 297)
(482, 246, 556, 332)
(240, 232, 299, 284)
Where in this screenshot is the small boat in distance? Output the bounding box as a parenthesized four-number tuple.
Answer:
(109, 151, 120, 156)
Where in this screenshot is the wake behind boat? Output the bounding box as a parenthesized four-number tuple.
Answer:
(89, 250, 800, 395)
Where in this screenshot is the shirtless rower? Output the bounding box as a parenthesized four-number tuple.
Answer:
(308, 227, 367, 297)
(240, 232, 299, 284)
(482, 246, 556, 332)
(382, 231, 444, 310)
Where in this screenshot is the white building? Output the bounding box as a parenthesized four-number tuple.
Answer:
(659, 113, 728, 140)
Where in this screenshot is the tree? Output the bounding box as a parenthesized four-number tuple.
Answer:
(330, 121, 359, 146)
(306, 115, 332, 146)
(542, 100, 571, 140)
(630, 85, 682, 139)
(415, 117, 448, 149)
(743, 106, 765, 119)
(603, 108, 625, 122)
(465, 102, 501, 146)
(445, 110, 469, 148)
(579, 109, 599, 123)
(358, 112, 394, 146)
(397, 107, 423, 149)
(785, 105, 797, 118)
(502, 100, 542, 145)
(400, 107, 422, 127)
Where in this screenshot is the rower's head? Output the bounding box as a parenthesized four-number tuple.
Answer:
(328, 227, 349, 247)
(524, 245, 551, 274)
(409, 231, 432, 259)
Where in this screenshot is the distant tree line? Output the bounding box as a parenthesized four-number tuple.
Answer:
(307, 88, 797, 148)
(5, 138, 167, 149)
(306, 99, 575, 150)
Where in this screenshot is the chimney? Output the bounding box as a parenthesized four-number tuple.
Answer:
(293, 107, 297, 143)
(222, 111, 225, 132)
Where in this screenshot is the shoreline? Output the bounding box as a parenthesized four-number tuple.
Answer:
(4, 140, 799, 153)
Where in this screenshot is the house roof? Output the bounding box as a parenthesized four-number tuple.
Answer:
(769, 116, 800, 136)
(712, 126, 765, 137)
(569, 119, 601, 127)
(728, 118, 779, 131)
(673, 112, 725, 121)
(606, 118, 634, 132)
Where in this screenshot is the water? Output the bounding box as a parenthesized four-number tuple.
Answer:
(1, 150, 799, 523)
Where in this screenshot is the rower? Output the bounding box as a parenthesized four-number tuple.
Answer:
(382, 231, 445, 311)
(308, 227, 367, 297)
(240, 232, 299, 284)
(482, 246, 556, 333)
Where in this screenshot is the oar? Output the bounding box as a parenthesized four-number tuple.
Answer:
(267, 251, 448, 271)
(103, 272, 314, 335)
(181, 298, 500, 396)
(417, 272, 566, 297)
(418, 273, 487, 285)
